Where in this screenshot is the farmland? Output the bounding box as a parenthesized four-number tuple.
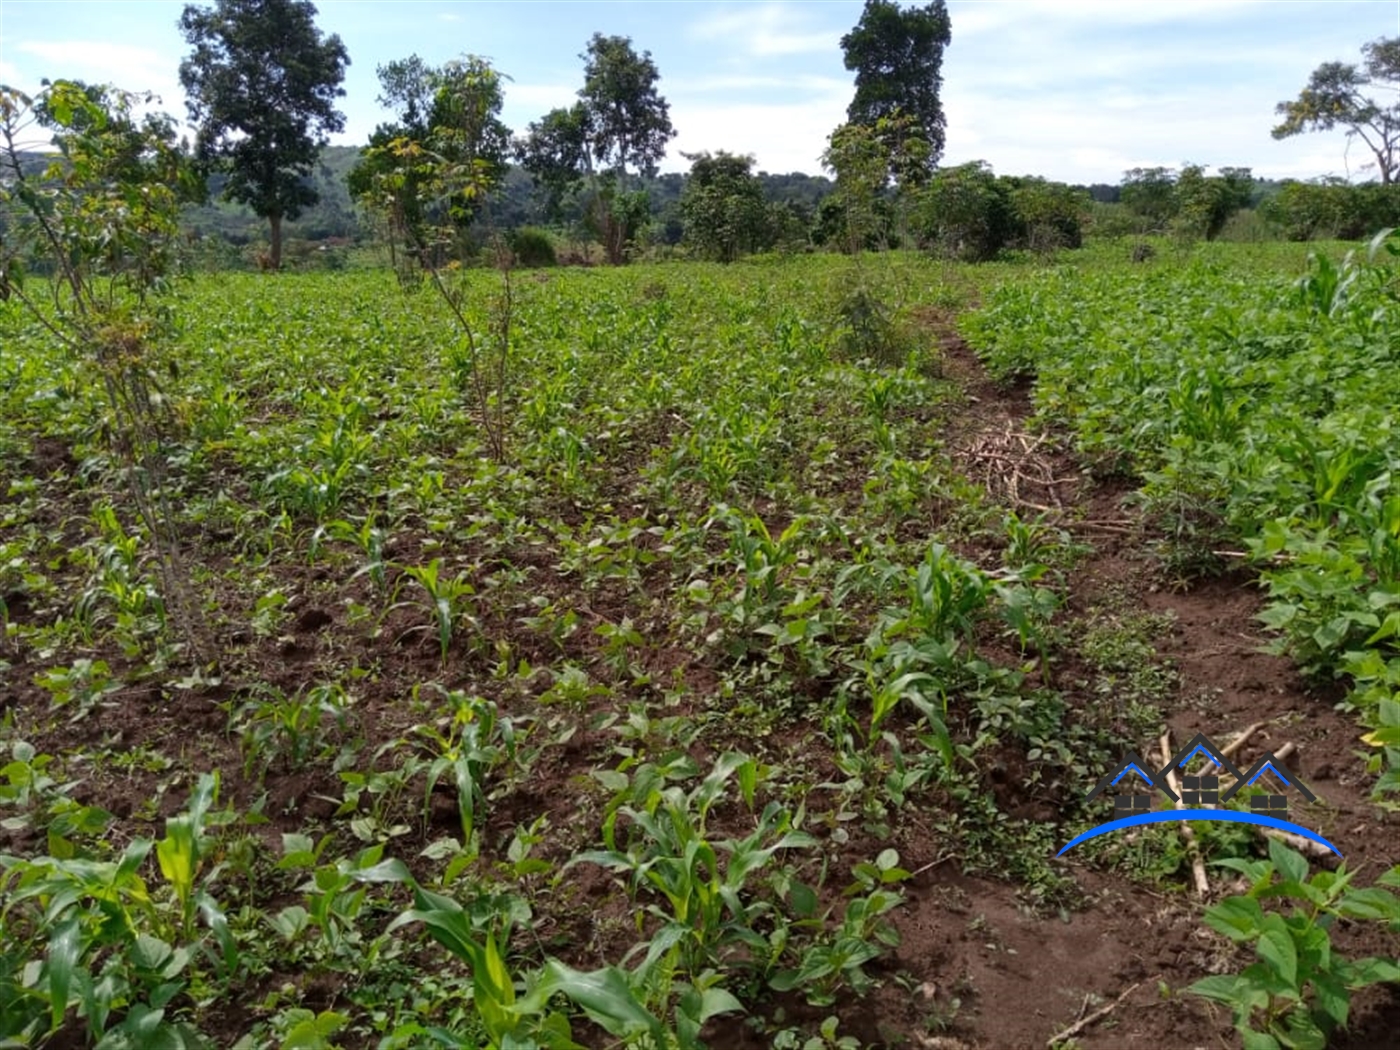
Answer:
(3, 244, 1400, 1049)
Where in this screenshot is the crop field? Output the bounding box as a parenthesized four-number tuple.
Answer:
(3, 246, 1400, 1049)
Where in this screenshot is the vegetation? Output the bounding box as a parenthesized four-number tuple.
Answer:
(840, 0, 952, 176)
(5, 13, 1400, 1050)
(179, 0, 351, 269)
(1273, 36, 1400, 185)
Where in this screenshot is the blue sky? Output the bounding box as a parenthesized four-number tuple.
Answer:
(1, 1, 1397, 184)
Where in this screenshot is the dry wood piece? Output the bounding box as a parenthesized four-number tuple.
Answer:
(1045, 978, 1158, 1048)
(951, 419, 1078, 513)
(1260, 827, 1333, 859)
(1161, 732, 1210, 897)
(1198, 721, 1268, 778)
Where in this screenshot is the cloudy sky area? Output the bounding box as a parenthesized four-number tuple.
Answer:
(0, 0, 1396, 185)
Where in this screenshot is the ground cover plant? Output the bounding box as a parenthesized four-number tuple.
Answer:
(963, 232, 1400, 797)
(2, 238, 1399, 1048)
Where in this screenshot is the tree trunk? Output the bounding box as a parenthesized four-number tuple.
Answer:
(269, 212, 284, 270)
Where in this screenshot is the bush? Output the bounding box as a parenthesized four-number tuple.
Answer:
(510, 227, 557, 268)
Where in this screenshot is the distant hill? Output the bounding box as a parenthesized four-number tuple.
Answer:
(7, 144, 835, 250)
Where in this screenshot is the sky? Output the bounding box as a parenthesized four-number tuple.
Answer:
(1, 1, 1397, 186)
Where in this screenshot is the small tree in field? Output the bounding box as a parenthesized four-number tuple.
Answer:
(179, 0, 350, 270)
(355, 58, 516, 462)
(0, 80, 207, 659)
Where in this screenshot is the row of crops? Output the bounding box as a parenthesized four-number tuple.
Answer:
(963, 233, 1400, 794)
(1, 256, 1095, 1047)
(4, 243, 1400, 1048)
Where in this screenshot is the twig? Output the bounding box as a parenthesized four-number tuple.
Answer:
(1197, 721, 1268, 779)
(1260, 827, 1332, 859)
(1046, 978, 1156, 1048)
(1161, 732, 1209, 898)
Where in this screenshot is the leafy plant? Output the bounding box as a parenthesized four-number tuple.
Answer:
(1188, 838, 1400, 1049)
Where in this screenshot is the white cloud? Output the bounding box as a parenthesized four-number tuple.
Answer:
(688, 3, 840, 58)
(665, 85, 850, 175)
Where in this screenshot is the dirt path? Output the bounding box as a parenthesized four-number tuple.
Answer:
(887, 322, 1400, 1049)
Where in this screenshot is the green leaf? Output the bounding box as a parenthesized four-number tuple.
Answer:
(1267, 837, 1309, 886)
(1257, 915, 1298, 987)
(1203, 896, 1265, 942)
(47, 918, 82, 1029)
(1335, 887, 1400, 921)
(1239, 1028, 1282, 1050)
(1349, 956, 1400, 986)
(1186, 973, 1243, 1004)
(531, 961, 659, 1039)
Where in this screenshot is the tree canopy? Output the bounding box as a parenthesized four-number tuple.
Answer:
(349, 54, 512, 273)
(679, 151, 769, 262)
(1273, 37, 1400, 185)
(840, 0, 952, 173)
(178, 0, 350, 268)
(517, 34, 674, 263)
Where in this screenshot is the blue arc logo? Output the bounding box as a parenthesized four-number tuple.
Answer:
(1057, 809, 1342, 858)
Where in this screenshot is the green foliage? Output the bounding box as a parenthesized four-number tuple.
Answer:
(178, 0, 350, 268)
(680, 151, 770, 263)
(510, 226, 557, 268)
(1188, 838, 1400, 1049)
(963, 231, 1400, 793)
(517, 34, 675, 265)
(840, 0, 951, 173)
(1273, 36, 1400, 186)
(916, 161, 1016, 261)
(350, 54, 513, 275)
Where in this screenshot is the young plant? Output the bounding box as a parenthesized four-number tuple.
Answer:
(387, 558, 478, 662)
(1188, 838, 1400, 1049)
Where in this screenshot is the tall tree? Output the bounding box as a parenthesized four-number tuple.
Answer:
(178, 0, 350, 269)
(1273, 37, 1400, 185)
(517, 33, 674, 263)
(840, 0, 952, 174)
(349, 55, 512, 273)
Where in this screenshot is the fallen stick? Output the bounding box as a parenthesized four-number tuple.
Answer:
(1161, 732, 1210, 898)
(1046, 978, 1155, 1048)
(1199, 721, 1268, 778)
(1222, 722, 1267, 759)
(1260, 827, 1332, 859)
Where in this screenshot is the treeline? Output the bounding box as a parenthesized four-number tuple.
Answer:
(171, 146, 1400, 269)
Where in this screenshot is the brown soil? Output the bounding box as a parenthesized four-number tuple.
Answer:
(4, 315, 1399, 1050)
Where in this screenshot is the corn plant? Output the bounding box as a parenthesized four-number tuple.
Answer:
(573, 752, 816, 979)
(412, 691, 521, 845)
(0, 775, 235, 1046)
(387, 558, 478, 662)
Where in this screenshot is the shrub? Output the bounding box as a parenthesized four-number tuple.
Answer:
(509, 226, 557, 268)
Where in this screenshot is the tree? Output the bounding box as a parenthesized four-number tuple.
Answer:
(1273, 37, 1400, 185)
(1120, 166, 1178, 230)
(517, 34, 675, 263)
(840, 0, 952, 174)
(679, 151, 769, 262)
(349, 55, 512, 276)
(1, 81, 208, 661)
(178, 0, 350, 269)
(914, 161, 1015, 261)
(1173, 164, 1253, 242)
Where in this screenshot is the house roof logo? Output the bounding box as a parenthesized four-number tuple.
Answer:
(1058, 731, 1339, 858)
